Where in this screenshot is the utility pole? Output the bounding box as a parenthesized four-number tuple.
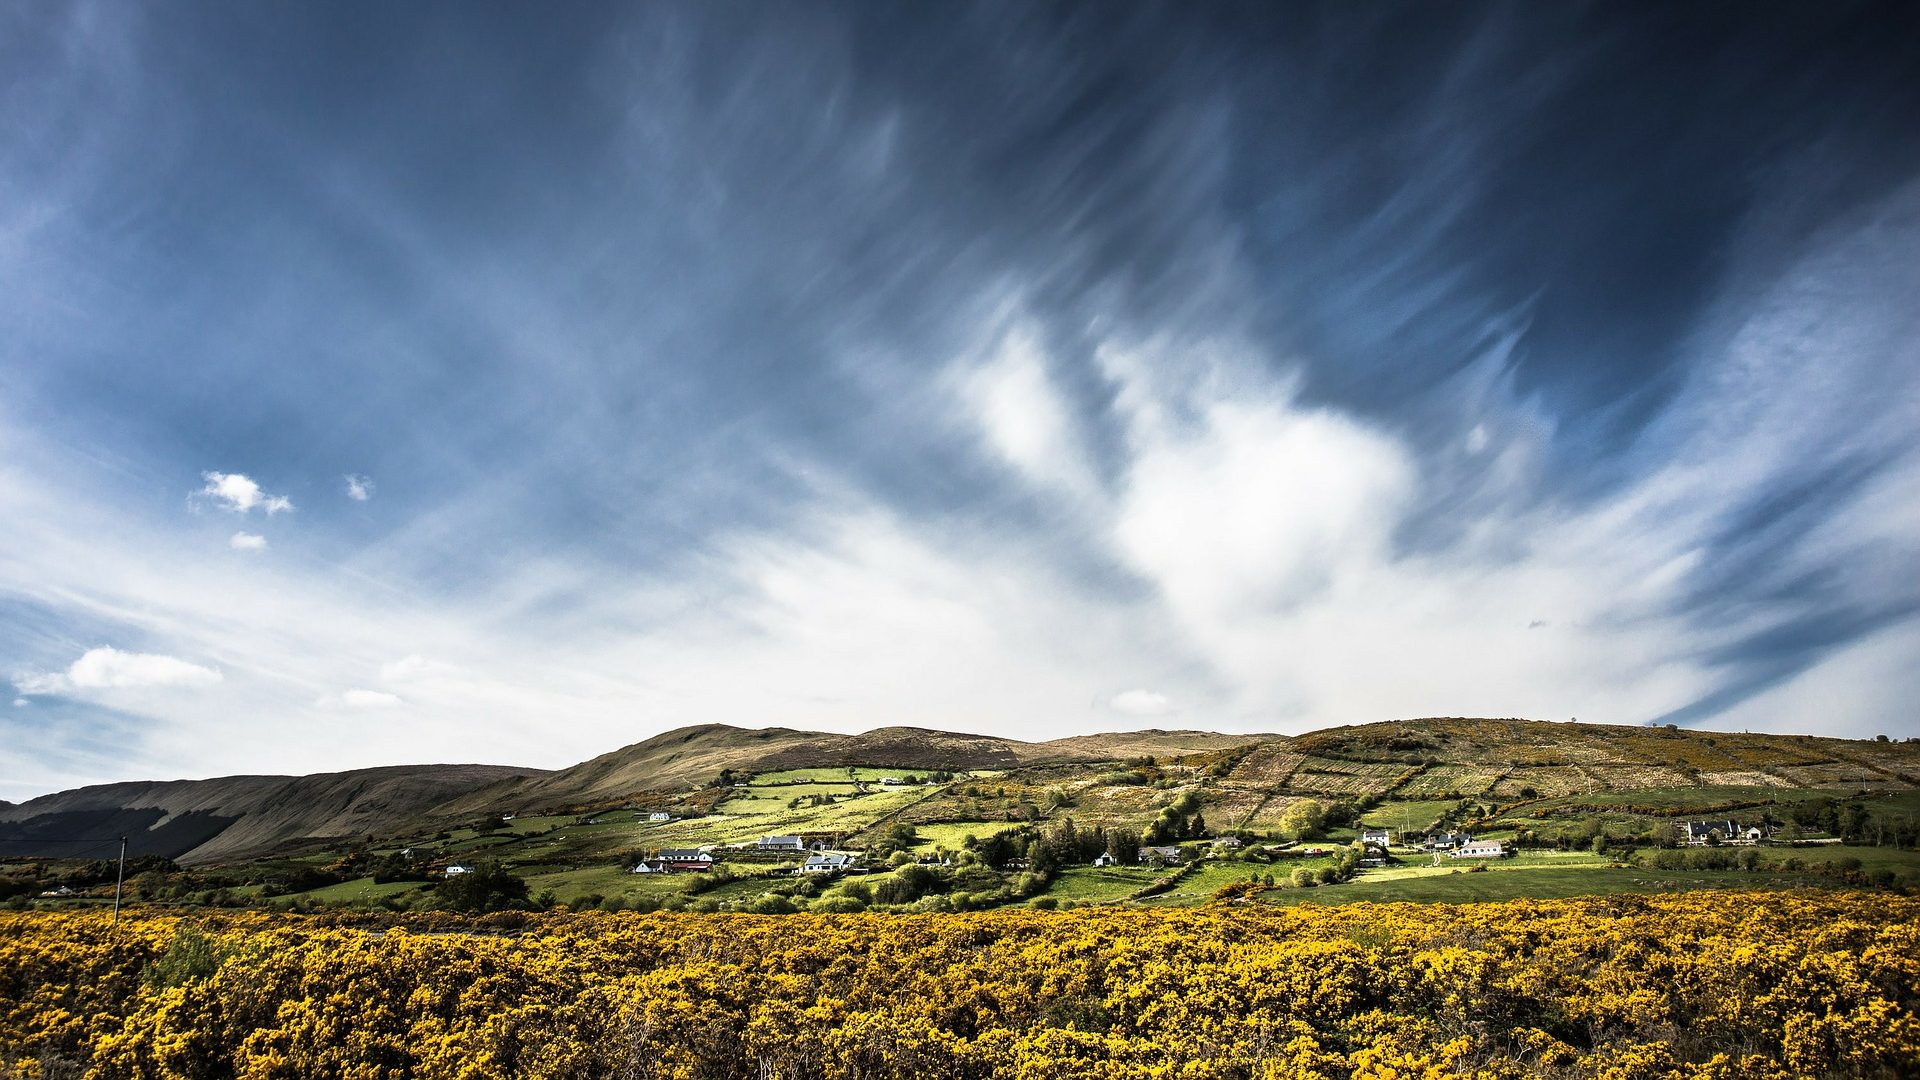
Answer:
(111, 836, 127, 927)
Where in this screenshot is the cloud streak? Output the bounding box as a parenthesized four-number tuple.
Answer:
(0, 5, 1915, 797)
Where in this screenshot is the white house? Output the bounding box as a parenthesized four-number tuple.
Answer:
(802, 852, 856, 873)
(1676, 820, 1742, 846)
(758, 835, 807, 853)
(1425, 830, 1471, 851)
(647, 811, 672, 823)
(1212, 836, 1244, 852)
(1093, 852, 1119, 867)
(1361, 829, 1391, 847)
(1451, 841, 1507, 859)
(445, 864, 474, 877)
(631, 860, 668, 874)
(658, 849, 714, 870)
(879, 777, 904, 786)
(1139, 845, 1183, 865)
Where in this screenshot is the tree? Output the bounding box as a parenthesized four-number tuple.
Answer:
(437, 863, 531, 912)
(1278, 801, 1326, 841)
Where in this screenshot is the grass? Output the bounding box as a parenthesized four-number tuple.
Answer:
(751, 767, 933, 785)
(1133, 861, 1270, 907)
(1757, 845, 1920, 872)
(1262, 866, 1841, 907)
(287, 877, 424, 904)
(907, 821, 1022, 852)
(1047, 866, 1160, 903)
(1359, 800, 1458, 831)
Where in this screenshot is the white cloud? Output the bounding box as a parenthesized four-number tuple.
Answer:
(11, 698, 25, 708)
(380, 654, 431, 682)
(1111, 390, 1416, 623)
(229, 531, 267, 551)
(15, 646, 223, 695)
(323, 688, 403, 709)
(1109, 689, 1174, 717)
(194, 471, 293, 515)
(955, 323, 1100, 501)
(345, 474, 373, 501)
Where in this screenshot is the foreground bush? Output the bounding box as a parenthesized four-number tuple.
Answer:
(2, 890, 1916, 1078)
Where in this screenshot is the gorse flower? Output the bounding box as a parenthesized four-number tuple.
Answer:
(1, 891, 1915, 1078)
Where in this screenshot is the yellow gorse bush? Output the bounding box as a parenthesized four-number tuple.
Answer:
(2, 890, 1916, 1079)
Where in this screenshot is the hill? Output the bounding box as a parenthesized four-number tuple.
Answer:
(430, 724, 1264, 817)
(6, 718, 1917, 872)
(0, 764, 544, 864)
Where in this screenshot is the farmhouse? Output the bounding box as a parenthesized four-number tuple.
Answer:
(445, 864, 474, 877)
(1675, 820, 1757, 846)
(647, 811, 672, 823)
(1212, 836, 1243, 852)
(1361, 829, 1391, 848)
(757, 835, 807, 853)
(1451, 841, 1507, 859)
(802, 852, 856, 873)
(1139, 845, 1183, 865)
(658, 849, 714, 870)
(1425, 830, 1471, 851)
(1093, 852, 1120, 867)
(631, 860, 668, 874)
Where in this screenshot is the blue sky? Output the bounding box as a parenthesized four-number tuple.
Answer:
(3, 3, 1918, 798)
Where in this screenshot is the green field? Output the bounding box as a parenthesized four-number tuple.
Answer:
(1357, 800, 1458, 831)
(906, 821, 1023, 851)
(751, 767, 934, 785)
(1134, 861, 1274, 907)
(1263, 867, 1839, 907)
(1047, 866, 1160, 903)
(287, 877, 425, 904)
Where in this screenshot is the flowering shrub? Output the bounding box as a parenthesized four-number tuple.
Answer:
(2, 890, 1915, 1078)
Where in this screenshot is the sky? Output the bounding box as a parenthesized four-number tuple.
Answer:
(3, 3, 1918, 799)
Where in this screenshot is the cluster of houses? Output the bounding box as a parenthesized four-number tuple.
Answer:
(1675, 820, 1769, 846)
(1091, 844, 1187, 868)
(755, 834, 838, 853)
(631, 839, 869, 876)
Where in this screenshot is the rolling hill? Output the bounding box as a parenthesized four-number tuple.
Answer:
(0, 764, 545, 864)
(4, 717, 1915, 866)
(429, 723, 1265, 817)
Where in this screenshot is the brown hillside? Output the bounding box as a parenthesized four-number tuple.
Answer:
(0, 764, 543, 864)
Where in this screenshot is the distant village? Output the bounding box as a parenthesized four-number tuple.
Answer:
(422, 814, 1803, 883)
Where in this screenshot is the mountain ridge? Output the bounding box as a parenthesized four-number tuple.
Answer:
(4, 718, 1913, 864)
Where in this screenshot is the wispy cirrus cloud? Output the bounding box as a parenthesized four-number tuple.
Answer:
(1, 4, 1915, 802)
